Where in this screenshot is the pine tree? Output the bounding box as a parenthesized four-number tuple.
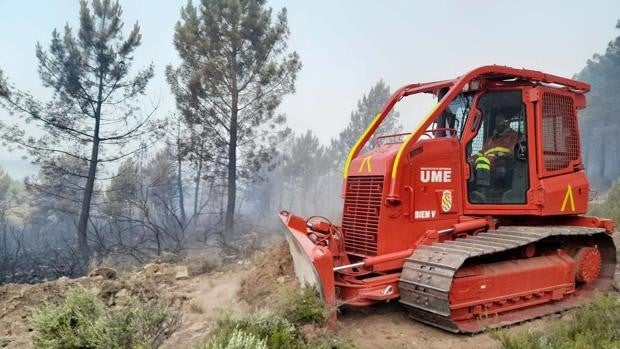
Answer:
(282, 130, 325, 214)
(103, 159, 139, 217)
(0, 0, 159, 263)
(329, 80, 400, 172)
(167, 0, 301, 238)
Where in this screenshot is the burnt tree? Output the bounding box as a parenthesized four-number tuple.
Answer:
(0, 0, 158, 263)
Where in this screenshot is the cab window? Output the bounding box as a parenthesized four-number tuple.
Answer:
(466, 90, 528, 204)
(433, 91, 474, 139)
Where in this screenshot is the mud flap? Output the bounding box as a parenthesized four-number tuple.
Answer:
(279, 211, 337, 308)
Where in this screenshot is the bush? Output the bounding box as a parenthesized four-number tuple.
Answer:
(493, 293, 620, 349)
(207, 328, 267, 349)
(32, 289, 103, 349)
(278, 286, 329, 326)
(203, 290, 352, 349)
(32, 288, 179, 349)
(98, 297, 179, 349)
(589, 180, 620, 222)
(204, 312, 300, 349)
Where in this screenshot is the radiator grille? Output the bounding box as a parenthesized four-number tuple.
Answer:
(541, 92, 579, 171)
(342, 176, 383, 256)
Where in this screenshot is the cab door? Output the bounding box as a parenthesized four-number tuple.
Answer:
(461, 88, 539, 215)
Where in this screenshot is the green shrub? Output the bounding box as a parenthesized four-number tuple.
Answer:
(589, 180, 620, 222)
(493, 331, 545, 349)
(98, 298, 178, 349)
(493, 293, 620, 349)
(203, 286, 352, 349)
(32, 288, 103, 349)
(206, 329, 267, 349)
(205, 312, 300, 349)
(203, 310, 355, 349)
(278, 286, 329, 326)
(32, 288, 179, 349)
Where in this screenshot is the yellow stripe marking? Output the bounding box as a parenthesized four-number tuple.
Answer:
(343, 113, 382, 179)
(358, 155, 372, 173)
(391, 103, 440, 178)
(560, 185, 576, 212)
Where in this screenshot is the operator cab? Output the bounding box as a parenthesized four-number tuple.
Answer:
(349, 66, 589, 218)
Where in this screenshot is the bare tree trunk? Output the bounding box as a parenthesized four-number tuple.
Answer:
(193, 142, 204, 218)
(177, 138, 187, 225)
(225, 56, 238, 240)
(76, 144, 98, 261)
(76, 130, 98, 263)
(155, 229, 162, 256)
(225, 107, 237, 240)
(176, 123, 187, 224)
(76, 77, 104, 264)
(176, 155, 186, 224)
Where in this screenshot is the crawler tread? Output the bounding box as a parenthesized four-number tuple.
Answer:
(398, 225, 614, 332)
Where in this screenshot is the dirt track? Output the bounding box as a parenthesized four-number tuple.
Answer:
(161, 269, 250, 348)
(165, 243, 529, 349)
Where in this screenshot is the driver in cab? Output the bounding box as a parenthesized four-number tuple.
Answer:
(473, 112, 519, 182)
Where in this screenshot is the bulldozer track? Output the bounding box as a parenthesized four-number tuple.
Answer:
(398, 225, 617, 333)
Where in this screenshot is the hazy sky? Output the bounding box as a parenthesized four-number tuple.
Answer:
(1, 0, 619, 178)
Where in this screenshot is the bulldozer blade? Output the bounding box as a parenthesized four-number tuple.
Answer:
(279, 211, 337, 308)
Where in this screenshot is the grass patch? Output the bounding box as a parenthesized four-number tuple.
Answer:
(492, 293, 620, 349)
(278, 286, 329, 326)
(32, 288, 180, 349)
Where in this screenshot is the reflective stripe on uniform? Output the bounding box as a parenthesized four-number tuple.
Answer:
(484, 146, 510, 155)
(476, 163, 490, 170)
(475, 156, 490, 165)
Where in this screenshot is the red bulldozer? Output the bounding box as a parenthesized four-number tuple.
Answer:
(280, 65, 617, 332)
